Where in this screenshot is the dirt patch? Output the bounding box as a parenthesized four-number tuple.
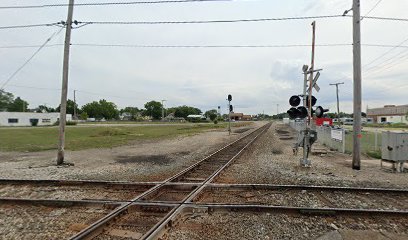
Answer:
(116, 155, 173, 165)
(233, 128, 251, 134)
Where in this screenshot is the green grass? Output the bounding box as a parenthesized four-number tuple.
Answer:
(0, 122, 253, 152)
(344, 130, 382, 156)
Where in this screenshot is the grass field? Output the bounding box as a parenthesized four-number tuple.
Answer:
(0, 122, 252, 152)
(344, 130, 382, 158)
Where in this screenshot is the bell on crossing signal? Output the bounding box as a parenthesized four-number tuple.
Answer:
(289, 95, 301, 107)
(229, 105, 233, 112)
(228, 94, 232, 101)
(314, 106, 329, 118)
(306, 95, 317, 107)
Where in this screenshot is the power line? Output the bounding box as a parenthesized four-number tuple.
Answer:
(362, 16, 408, 22)
(0, 28, 64, 90)
(361, 0, 383, 20)
(70, 43, 352, 48)
(363, 36, 408, 68)
(0, 44, 63, 49)
(5, 43, 408, 49)
(0, 22, 61, 30)
(78, 15, 347, 25)
(0, 0, 232, 9)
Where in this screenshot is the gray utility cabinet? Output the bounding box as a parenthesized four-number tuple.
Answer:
(381, 131, 408, 172)
(382, 131, 408, 161)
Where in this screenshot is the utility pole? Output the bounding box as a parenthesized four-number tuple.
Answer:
(57, 0, 74, 165)
(329, 82, 344, 125)
(73, 90, 77, 120)
(352, 0, 362, 170)
(161, 99, 167, 120)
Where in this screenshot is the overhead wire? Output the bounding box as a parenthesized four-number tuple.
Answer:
(77, 15, 347, 25)
(361, 0, 383, 20)
(0, 0, 233, 9)
(0, 27, 64, 90)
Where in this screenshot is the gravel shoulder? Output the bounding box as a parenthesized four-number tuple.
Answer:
(215, 122, 408, 189)
(0, 122, 262, 182)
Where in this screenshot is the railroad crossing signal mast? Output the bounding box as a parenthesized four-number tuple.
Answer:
(287, 21, 328, 167)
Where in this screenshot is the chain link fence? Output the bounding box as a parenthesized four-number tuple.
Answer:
(288, 121, 382, 157)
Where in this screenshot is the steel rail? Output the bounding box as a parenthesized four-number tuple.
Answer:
(70, 122, 271, 239)
(0, 198, 125, 207)
(144, 123, 271, 240)
(204, 183, 408, 193)
(0, 178, 161, 185)
(189, 204, 408, 216)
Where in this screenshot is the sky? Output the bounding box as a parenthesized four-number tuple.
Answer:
(0, 0, 407, 115)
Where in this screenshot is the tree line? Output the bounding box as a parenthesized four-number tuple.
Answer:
(0, 89, 218, 121)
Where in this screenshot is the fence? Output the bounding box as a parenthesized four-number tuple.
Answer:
(316, 126, 346, 153)
(288, 120, 382, 156)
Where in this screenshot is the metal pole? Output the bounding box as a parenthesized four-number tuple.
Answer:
(57, 0, 74, 165)
(330, 82, 344, 125)
(228, 101, 231, 135)
(73, 90, 77, 120)
(352, 0, 362, 170)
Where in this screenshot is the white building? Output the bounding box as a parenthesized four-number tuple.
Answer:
(367, 105, 408, 124)
(0, 112, 72, 127)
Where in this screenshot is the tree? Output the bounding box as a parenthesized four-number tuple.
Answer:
(37, 105, 56, 113)
(80, 112, 89, 120)
(7, 97, 29, 112)
(56, 99, 78, 115)
(0, 89, 14, 111)
(167, 105, 202, 119)
(82, 99, 119, 120)
(143, 101, 163, 120)
(120, 107, 140, 120)
(205, 109, 218, 121)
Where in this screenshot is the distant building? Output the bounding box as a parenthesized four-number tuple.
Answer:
(367, 105, 408, 123)
(229, 112, 253, 121)
(229, 112, 243, 121)
(0, 112, 72, 127)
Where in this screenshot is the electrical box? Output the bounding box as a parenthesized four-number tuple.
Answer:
(381, 131, 408, 161)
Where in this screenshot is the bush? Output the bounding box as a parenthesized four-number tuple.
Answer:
(53, 120, 77, 126)
(366, 150, 381, 159)
(214, 119, 218, 124)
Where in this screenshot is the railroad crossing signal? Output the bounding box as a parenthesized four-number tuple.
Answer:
(286, 95, 328, 119)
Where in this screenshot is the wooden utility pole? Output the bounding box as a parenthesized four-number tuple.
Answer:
(57, 0, 74, 165)
(329, 82, 344, 125)
(352, 0, 362, 170)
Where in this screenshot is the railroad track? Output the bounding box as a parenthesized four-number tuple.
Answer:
(1, 121, 408, 240)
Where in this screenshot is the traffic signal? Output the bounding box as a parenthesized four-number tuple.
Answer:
(229, 105, 233, 112)
(228, 94, 232, 101)
(289, 95, 301, 107)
